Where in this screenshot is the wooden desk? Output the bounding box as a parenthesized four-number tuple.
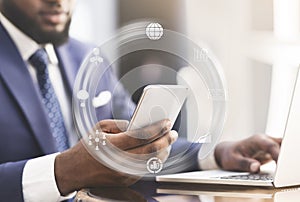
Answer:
(74, 180, 300, 202)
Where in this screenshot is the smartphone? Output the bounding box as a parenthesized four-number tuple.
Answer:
(127, 85, 189, 131)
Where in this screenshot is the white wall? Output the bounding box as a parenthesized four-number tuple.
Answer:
(186, 0, 272, 141)
(186, 0, 300, 141)
(69, 0, 118, 45)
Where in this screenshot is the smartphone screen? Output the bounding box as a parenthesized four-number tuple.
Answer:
(127, 85, 189, 131)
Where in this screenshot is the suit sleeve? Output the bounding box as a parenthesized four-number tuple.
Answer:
(167, 138, 202, 172)
(0, 160, 27, 201)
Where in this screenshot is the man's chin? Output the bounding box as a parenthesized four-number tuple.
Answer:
(39, 32, 69, 46)
(30, 21, 71, 46)
(34, 31, 69, 46)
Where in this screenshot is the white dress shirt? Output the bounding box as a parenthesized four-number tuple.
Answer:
(0, 13, 76, 201)
(198, 151, 219, 170)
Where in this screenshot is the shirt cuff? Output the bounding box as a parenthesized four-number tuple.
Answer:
(198, 150, 220, 170)
(22, 153, 76, 202)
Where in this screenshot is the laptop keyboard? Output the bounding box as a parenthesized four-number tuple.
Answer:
(219, 173, 273, 181)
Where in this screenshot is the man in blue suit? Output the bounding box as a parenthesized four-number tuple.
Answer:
(0, 0, 199, 200)
(0, 0, 282, 201)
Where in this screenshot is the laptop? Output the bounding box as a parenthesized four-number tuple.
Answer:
(156, 66, 300, 188)
(156, 183, 300, 199)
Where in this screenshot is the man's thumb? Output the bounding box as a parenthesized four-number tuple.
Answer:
(249, 161, 261, 173)
(236, 156, 261, 173)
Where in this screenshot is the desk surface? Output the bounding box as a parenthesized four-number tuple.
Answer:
(75, 180, 300, 202)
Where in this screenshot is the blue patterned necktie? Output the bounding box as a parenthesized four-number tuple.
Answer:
(29, 49, 69, 152)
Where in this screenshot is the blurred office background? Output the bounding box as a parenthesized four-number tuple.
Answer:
(70, 0, 300, 141)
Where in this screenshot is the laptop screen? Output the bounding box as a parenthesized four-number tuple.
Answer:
(274, 66, 300, 187)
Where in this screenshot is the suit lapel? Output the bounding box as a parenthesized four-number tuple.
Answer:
(0, 23, 57, 154)
(55, 44, 78, 95)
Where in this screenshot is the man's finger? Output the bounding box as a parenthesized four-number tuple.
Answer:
(107, 119, 172, 150)
(266, 143, 280, 162)
(258, 136, 281, 162)
(253, 135, 281, 162)
(127, 119, 172, 140)
(270, 136, 282, 145)
(127, 130, 178, 155)
(231, 154, 261, 173)
(96, 119, 129, 133)
(156, 147, 171, 162)
(253, 152, 273, 164)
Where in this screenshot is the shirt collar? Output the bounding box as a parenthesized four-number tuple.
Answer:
(0, 12, 58, 65)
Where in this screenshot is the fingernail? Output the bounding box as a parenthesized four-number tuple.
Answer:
(171, 130, 178, 140)
(264, 153, 271, 159)
(250, 162, 260, 172)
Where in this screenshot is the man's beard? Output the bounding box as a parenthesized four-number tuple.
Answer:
(28, 19, 72, 46)
(1, 2, 71, 46)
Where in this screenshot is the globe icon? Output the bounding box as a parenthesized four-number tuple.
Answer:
(145, 22, 163, 40)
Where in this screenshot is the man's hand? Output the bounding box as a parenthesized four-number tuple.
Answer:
(54, 119, 178, 195)
(214, 134, 282, 173)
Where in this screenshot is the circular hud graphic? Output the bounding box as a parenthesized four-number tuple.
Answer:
(73, 21, 227, 177)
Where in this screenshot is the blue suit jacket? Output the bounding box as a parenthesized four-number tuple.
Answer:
(0, 22, 200, 201)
